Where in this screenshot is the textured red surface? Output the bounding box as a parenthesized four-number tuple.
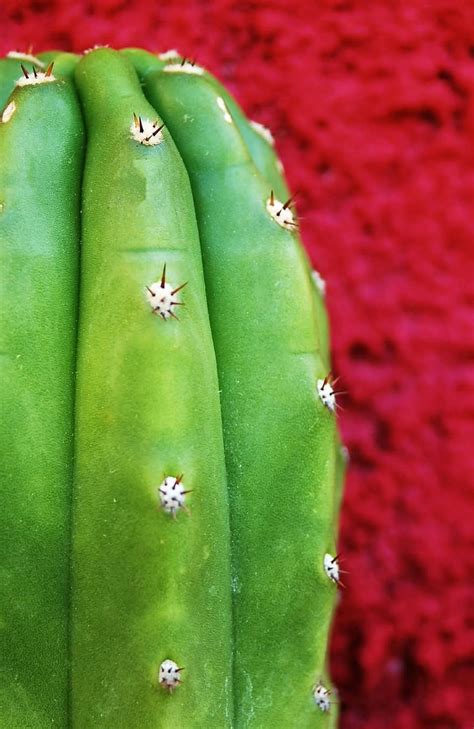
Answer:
(2, 2, 474, 727)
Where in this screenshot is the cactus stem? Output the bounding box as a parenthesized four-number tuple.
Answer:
(130, 114, 164, 146)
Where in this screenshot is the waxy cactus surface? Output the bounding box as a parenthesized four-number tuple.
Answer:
(0, 47, 345, 729)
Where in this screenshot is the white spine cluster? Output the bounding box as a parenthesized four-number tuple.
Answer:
(323, 553, 340, 585)
(216, 96, 233, 124)
(7, 51, 45, 68)
(317, 377, 336, 412)
(1, 101, 16, 124)
(16, 70, 56, 87)
(250, 119, 275, 146)
(158, 476, 189, 516)
(266, 192, 297, 231)
(159, 660, 182, 691)
(130, 114, 164, 146)
(158, 49, 181, 61)
(163, 62, 204, 76)
(312, 269, 326, 297)
(83, 44, 109, 54)
(313, 682, 331, 712)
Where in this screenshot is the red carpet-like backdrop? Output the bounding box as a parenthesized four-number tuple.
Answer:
(2, 1, 473, 727)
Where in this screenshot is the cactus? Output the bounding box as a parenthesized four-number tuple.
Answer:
(0, 47, 345, 728)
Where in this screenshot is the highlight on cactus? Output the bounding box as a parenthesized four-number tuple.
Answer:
(0, 45, 347, 728)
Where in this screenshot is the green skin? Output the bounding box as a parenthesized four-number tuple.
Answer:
(0, 46, 344, 727)
(71, 49, 233, 728)
(0, 59, 84, 727)
(141, 67, 338, 727)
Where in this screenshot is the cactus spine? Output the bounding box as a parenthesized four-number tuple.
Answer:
(0, 47, 344, 728)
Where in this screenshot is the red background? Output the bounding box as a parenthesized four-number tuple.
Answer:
(2, 1, 473, 727)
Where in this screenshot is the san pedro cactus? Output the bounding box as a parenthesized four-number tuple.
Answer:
(0, 47, 346, 728)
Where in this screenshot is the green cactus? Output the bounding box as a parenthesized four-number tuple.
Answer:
(0, 47, 345, 728)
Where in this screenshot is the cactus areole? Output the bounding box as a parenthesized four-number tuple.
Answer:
(0, 47, 346, 729)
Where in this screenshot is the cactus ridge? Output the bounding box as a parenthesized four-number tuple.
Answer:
(0, 47, 345, 729)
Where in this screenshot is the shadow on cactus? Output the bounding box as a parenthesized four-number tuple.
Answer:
(0, 46, 346, 728)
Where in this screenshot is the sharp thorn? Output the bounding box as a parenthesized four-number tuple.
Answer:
(160, 263, 167, 288)
(20, 64, 29, 79)
(171, 281, 188, 295)
(45, 61, 54, 77)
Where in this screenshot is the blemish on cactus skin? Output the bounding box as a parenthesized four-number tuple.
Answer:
(158, 660, 184, 691)
(313, 682, 331, 712)
(158, 475, 191, 517)
(7, 51, 45, 68)
(130, 113, 164, 146)
(16, 62, 56, 87)
(1, 102, 16, 124)
(145, 264, 187, 320)
(266, 190, 298, 231)
(250, 120, 275, 146)
(312, 269, 326, 297)
(216, 97, 233, 124)
(324, 552, 342, 586)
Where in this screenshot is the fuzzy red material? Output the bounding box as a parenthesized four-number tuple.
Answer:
(2, 2, 474, 727)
